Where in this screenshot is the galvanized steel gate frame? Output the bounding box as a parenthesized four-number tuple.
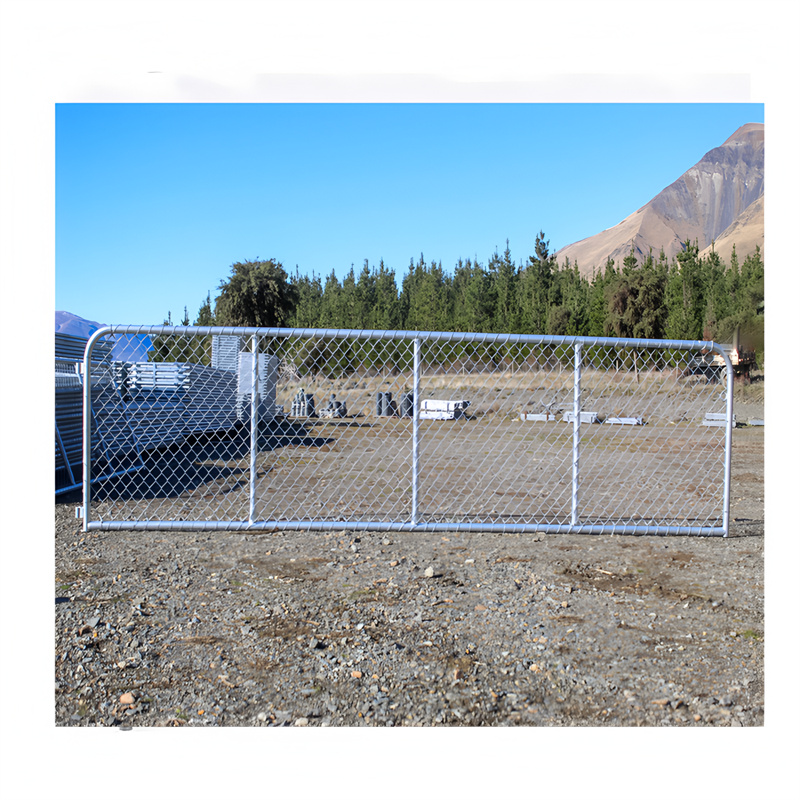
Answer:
(78, 326, 735, 536)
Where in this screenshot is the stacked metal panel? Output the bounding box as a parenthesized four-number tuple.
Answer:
(55, 359, 84, 493)
(55, 335, 115, 495)
(57, 331, 251, 494)
(236, 353, 279, 422)
(55, 332, 113, 363)
(211, 335, 244, 371)
(182, 364, 239, 434)
(92, 361, 241, 455)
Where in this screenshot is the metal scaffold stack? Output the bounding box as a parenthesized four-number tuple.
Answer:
(55, 334, 114, 495)
(55, 333, 242, 495)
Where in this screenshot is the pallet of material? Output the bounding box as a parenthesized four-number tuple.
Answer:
(419, 399, 469, 420)
(703, 412, 736, 427)
(562, 411, 600, 424)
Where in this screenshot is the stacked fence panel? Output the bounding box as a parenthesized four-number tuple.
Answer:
(183, 364, 239, 434)
(56, 331, 241, 495)
(55, 334, 115, 495)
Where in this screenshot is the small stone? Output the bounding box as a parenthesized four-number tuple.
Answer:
(351, 670, 363, 679)
(119, 692, 135, 705)
(424, 567, 435, 578)
(561, 601, 569, 608)
(309, 637, 319, 649)
(382, 538, 391, 546)
(87, 616, 101, 628)
(389, 560, 399, 567)
(257, 712, 268, 722)
(295, 717, 309, 726)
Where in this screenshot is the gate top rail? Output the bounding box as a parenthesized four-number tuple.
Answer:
(85, 324, 732, 358)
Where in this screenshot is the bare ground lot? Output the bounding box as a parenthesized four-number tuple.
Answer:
(55, 420, 763, 728)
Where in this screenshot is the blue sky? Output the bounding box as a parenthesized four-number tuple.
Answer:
(56, 102, 763, 326)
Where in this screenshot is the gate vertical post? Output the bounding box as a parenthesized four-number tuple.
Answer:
(571, 341, 582, 527)
(249, 333, 260, 525)
(81, 351, 93, 533)
(722, 358, 734, 537)
(411, 337, 421, 527)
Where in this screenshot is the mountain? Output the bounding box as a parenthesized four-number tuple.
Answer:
(55, 309, 106, 339)
(698, 194, 763, 264)
(556, 123, 764, 274)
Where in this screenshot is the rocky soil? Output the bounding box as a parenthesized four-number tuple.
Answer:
(54, 426, 764, 730)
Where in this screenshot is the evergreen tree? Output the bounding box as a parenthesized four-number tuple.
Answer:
(701, 248, 730, 339)
(319, 270, 345, 328)
(665, 241, 705, 340)
(605, 247, 667, 339)
(490, 241, 519, 333)
(289, 270, 324, 328)
(195, 292, 216, 326)
(215, 259, 297, 328)
(517, 231, 556, 333)
(452, 258, 492, 332)
(588, 257, 616, 336)
(373, 260, 401, 330)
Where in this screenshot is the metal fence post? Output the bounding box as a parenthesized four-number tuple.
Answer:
(249, 333, 260, 525)
(411, 337, 421, 527)
(571, 341, 582, 527)
(722, 358, 734, 537)
(81, 355, 92, 532)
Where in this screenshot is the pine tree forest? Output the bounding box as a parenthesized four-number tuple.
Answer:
(160, 233, 765, 369)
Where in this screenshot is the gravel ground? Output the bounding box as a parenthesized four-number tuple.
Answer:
(55, 427, 764, 730)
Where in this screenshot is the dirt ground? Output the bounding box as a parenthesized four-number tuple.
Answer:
(55, 422, 764, 730)
(43, 378, 786, 800)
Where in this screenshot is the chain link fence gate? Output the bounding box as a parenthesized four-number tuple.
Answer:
(77, 326, 734, 536)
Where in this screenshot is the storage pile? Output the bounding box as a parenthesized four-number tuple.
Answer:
(55, 333, 245, 495)
(55, 334, 113, 495)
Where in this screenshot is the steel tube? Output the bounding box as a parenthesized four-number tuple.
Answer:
(98, 323, 728, 355)
(249, 333, 259, 525)
(722, 355, 735, 537)
(85, 519, 726, 536)
(411, 337, 421, 527)
(572, 342, 582, 527)
(81, 338, 98, 532)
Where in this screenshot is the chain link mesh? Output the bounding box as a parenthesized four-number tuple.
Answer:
(82, 328, 732, 534)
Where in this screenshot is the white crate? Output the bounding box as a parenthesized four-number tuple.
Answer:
(420, 399, 469, 420)
(562, 411, 600, 424)
(703, 412, 736, 427)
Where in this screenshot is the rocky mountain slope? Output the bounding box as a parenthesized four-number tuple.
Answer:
(556, 123, 764, 273)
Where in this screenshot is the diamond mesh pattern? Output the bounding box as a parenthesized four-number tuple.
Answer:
(84, 329, 732, 534)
